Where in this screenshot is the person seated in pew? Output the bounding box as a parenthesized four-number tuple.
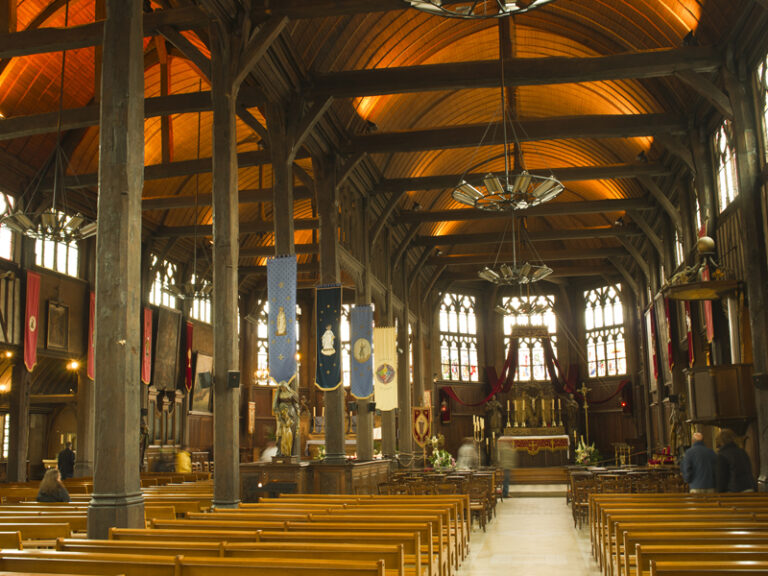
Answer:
(715, 428, 756, 493)
(37, 468, 71, 502)
(680, 432, 717, 493)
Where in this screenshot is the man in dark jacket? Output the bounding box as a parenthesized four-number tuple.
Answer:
(715, 428, 755, 493)
(680, 432, 716, 493)
(57, 441, 75, 479)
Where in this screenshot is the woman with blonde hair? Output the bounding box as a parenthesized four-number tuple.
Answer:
(37, 468, 70, 502)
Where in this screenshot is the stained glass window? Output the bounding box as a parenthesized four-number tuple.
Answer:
(584, 285, 627, 378)
(439, 293, 478, 382)
(148, 256, 178, 309)
(34, 211, 79, 277)
(189, 275, 212, 324)
(502, 294, 556, 382)
(714, 120, 739, 212)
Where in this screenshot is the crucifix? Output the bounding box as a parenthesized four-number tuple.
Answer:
(578, 382, 591, 444)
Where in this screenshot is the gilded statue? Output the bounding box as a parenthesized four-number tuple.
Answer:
(272, 379, 298, 457)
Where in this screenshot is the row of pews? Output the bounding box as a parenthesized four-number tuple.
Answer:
(590, 492, 768, 576)
(0, 488, 470, 576)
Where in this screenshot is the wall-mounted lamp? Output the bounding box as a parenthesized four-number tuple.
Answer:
(67, 360, 80, 371)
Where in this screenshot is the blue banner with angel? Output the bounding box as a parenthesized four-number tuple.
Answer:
(267, 255, 297, 387)
(350, 305, 374, 399)
(315, 285, 342, 391)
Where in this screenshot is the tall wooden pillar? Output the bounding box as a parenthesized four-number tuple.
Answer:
(210, 23, 240, 507)
(724, 67, 768, 489)
(314, 155, 345, 463)
(381, 230, 397, 458)
(88, 0, 145, 538)
(73, 366, 94, 477)
(356, 198, 374, 461)
(397, 254, 412, 466)
(7, 361, 29, 482)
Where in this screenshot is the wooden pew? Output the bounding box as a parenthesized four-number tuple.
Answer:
(649, 560, 768, 575)
(109, 528, 262, 543)
(0, 531, 22, 549)
(0, 517, 86, 533)
(148, 519, 286, 531)
(0, 523, 71, 546)
(635, 544, 768, 576)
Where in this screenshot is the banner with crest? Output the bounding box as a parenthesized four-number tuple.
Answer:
(350, 305, 374, 399)
(24, 271, 40, 372)
(412, 406, 432, 447)
(373, 326, 398, 410)
(315, 285, 342, 391)
(267, 256, 297, 387)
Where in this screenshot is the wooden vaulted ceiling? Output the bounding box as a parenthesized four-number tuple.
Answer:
(0, 0, 765, 294)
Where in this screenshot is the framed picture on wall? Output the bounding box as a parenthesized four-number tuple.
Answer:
(47, 301, 69, 350)
(190, 353, 213, 413)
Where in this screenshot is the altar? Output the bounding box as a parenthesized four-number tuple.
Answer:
(497, 432, 570, 468)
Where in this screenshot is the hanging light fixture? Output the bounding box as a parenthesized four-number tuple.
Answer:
(451, 20, 563, 211)
(405, 0, 558, 19)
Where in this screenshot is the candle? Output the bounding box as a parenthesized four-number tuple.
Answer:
(558, 398, 561, 411)
(507, 400, 510, 413)
(322, 407, 325, 417)
(313, 407, 316, 418)
(531, 397, 535, 408)
(552, 398, 555, 410)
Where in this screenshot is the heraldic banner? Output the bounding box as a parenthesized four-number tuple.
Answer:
(184, 321, 194, 391)
(267, 255, 297, 387)
(412, 406, 432, 447)
(373, 326, 398, 410)
(316, 284, 341, 391)
(350, 305, 374, 399)
(141, 307, 152, 385)
(24, 271, 40, 372)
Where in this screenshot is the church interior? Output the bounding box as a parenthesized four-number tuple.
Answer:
(0, 0, 766, 573)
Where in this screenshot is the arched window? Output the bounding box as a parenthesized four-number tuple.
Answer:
(584, 285, 626, 378)
(148, 256, 178, 309)
(715, 120, 738, 212)
(502, 294, 556, 382)
(439, 292, 478, 382)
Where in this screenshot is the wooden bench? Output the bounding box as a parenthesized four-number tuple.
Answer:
(0, 524, 70, 546)
(0, 531, 22, 549)
(649, 560, 768, 575)
(635, 544, 768, 576)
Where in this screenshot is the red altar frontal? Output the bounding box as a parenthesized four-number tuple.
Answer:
(498, 433, 570, 467)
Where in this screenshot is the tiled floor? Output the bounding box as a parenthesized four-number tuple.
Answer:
(458, 494, 601, 575)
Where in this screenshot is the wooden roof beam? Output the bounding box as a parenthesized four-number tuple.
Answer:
(427, 247, 627, 265)
(398, 197, 653, 224)
(310, 47, 721, 98)
(152, 218, 319, 238)
(240, 243, 318, 258)
(345, 114, 687, 154)
(252, 0, 405, 19)
(142, 186, 314, 211)
(413, 226, 643, 246)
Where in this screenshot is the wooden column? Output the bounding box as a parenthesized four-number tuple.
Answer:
(210, 23, 240, 508)
(0, 0, 16, 34)
(397, 254, 412, 466)
(7, 360, 29, 482)
(314, 155, 345, 463)
(724, 67, 768, 489)
(88, 0, 145, 538)
(381, 229, 397, 458)
(356, 197, 374, 461)
(268, 102, 295, 256)
(689, 125, 717, 229)
(73, 366, 94, 477)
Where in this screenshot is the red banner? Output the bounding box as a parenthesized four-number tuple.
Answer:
(141, 308, 152, 385)
(664, 298, 674, 371)
(684, 301, 694, 368)
(185, 321, 193, 391)
(87, 292, 95, 380)
(649, 305, 659, 382)
(24, 271, 40, 372)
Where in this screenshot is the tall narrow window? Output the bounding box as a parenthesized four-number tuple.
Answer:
(189, 275, 212, 324)
(584, 285, 627, 378)
(674, 230, 685, 267)
(715, 120, 739, 212)
(34, 211, 79, 277)
(502, 294, 556, 382)
(0, 194, 14, 261)
(758, 53, 768, 161)
(439, 293, 478, 382)
(148, 256, 178, 309)
(1, 414, 7, 459)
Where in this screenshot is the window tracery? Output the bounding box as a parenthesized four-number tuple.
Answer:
(439, 292, 478, 382)
(584, 285, 626, 378)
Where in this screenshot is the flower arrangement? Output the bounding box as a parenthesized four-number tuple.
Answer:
(428, 435, 455, 469)
(575, 437, 600, 465)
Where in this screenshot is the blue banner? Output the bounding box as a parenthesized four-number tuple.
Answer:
(350, 305, 374, 399)
(315, 285, 342, 391)
(267, 255, 297, 387)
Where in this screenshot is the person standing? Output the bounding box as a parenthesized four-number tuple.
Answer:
(715, 428, 756, 493)
(680, 432, 716, 493)
(57, 441, 75, 480)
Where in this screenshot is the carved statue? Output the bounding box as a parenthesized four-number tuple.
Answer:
(485, 395, 503, 437)
(564, 394, 579, 437)
(272, 379, 299, 457)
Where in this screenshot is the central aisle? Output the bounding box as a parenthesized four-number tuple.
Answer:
(458, 495, 601, 575)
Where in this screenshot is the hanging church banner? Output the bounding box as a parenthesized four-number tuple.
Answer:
(184, 322, 194, 391)
(684, 301, 694, 368)
(350, 305, 373, 399)
(141, 307, 152, 385)
(267, 255, 297, 388)
(412, 406, 431, 447)
(315, 285, 341, 391)
(664, 298, 674, 371)
(373, 326, 398, 410)
(87, 292, 95, 380)
(24, 271, 40, 372)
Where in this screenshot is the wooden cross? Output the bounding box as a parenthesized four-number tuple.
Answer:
(578, 382, 591, 444)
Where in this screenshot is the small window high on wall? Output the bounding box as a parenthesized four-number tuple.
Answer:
(439, 292, 478, 382)
(34, 211, 79, 277)
(584, 285, 626, 378)
(502, 294, 557, 383)
(715, 120, 739, 212)
(0, 194, 14, 261)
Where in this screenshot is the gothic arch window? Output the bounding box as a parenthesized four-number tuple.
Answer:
(189, 275, 212, 324)
(439, 292, 478, 382)
(148, 256, 178, 309)
(34, 210, 79, 277)
(502, 294, 557, 382)
(714, 119, 739, 212)
(584, 285, 627, 378)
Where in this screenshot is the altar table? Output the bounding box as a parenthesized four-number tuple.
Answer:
(497, 434, 570, 468)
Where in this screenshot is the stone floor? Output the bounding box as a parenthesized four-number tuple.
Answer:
(458, 492, 601, 575)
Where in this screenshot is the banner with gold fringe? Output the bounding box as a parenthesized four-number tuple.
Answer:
(350, 305, 373, 399)
(315, 285, 341, 391)
(373, 326, 398, 410)
(267, 255, 297, 387)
